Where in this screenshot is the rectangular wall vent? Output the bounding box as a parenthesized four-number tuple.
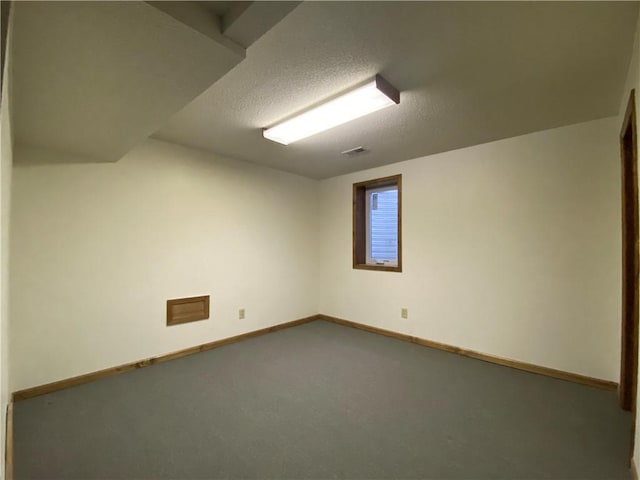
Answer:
(167, 295, 210, 326)
(341, 146, 369, 156)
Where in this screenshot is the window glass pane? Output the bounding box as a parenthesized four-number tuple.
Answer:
(369, 187, 398, 262)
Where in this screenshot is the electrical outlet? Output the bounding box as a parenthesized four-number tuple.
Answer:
(401, 308, 408, 319)
(239, 308, 245, 320)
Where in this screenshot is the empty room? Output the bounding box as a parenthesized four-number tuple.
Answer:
(3, 0, 640, 478)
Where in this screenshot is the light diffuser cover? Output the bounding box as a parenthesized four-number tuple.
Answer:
(263, 75, 400, 145)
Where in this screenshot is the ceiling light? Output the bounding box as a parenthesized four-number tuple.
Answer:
(262, 75, 400, 145)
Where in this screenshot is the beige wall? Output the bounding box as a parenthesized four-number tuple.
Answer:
(10, 117, 624, 393)
(0, 8, 13, 477)
(10, 139, 318, 391)
(318, 117, 622, 382)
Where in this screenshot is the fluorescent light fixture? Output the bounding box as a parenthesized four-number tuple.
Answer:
(262, 74, 400, 145)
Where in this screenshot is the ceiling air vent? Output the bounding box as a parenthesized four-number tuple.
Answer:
(341, 146, 369, 157)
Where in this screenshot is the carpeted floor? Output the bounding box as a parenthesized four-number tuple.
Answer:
(14, 320, 632, 479)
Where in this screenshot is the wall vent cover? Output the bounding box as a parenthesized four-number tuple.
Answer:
(167, 295, 210, 326)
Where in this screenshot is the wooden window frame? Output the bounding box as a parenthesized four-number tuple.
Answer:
(353, 174, 402, 272)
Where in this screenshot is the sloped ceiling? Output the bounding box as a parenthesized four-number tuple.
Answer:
(153, 1, 639, 179)
(11, 1, 298, 163)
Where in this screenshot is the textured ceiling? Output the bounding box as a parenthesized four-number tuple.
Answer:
(154, 1, 639, 179)
(12, 1, 244, 162)
(11, 1, 299, 164)
(200, 1, 249, 17)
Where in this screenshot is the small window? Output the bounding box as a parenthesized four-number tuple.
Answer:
(353, 174, 402, 272)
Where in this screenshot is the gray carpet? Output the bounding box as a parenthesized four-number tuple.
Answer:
(14, 320, 632, 479)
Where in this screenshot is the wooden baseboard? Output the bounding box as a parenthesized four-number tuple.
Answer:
(13, 315, 319, 401)
(12, 313, 618, 401)
(5, 402, 12, 480)
(319, 314, 618, 391)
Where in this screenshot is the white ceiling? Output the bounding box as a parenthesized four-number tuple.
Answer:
(11, 1, 246, 162)
(154, 1, 639, 179)
(11, 1, 297, 163)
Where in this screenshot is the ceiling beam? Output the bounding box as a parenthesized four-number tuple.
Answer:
(145, 1, 245, 57)
(222, 1, 300, 49)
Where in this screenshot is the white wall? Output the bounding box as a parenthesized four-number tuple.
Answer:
(11, 117, 623, 392)
(0, 8, 13, 477)
(318, 117, 622, 382)
(1, 52, 10, 414)
(10, 139, 318, 392)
